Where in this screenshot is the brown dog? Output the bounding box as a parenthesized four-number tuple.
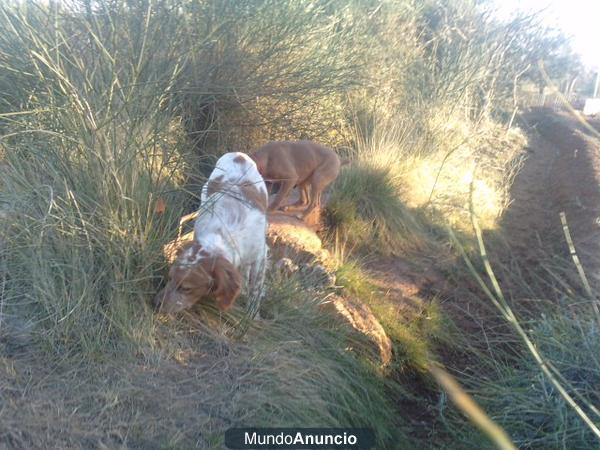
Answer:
(250, 141, 341, 218)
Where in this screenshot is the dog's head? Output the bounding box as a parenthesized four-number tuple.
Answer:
(154, 241, 242, 314)
(249, 151, 267, 174)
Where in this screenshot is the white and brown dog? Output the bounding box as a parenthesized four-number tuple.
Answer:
(155, 152, 268, 316)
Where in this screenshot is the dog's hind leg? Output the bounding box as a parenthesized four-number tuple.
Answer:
(300, 170, 335, 219)
(300, 156, 340, 218)
(283, 182, 310, 211)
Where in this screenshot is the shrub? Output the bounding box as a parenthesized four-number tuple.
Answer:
(0, 0, 193, 352)
(326, 162, 426, 255)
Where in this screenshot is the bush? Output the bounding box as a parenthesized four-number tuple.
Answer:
(174, 0, 363, 153)
(0, 0, 198, 353)
(326, 162, 426, 255)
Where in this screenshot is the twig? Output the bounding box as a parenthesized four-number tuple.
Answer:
(560, 211, 600, 325)
(428, 363, 517, 450)
(448, 212, 600, 440)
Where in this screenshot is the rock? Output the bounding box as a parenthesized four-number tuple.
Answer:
(322, 295, 392, 367)
(267, 213, 331, 267)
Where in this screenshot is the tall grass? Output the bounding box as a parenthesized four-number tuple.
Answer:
(438, 221, 600, 449)
(0, 0, 196, 353)
(0, 1, 413, 447)
(0, 0, 363, 352)
(325, 115, 432, 255)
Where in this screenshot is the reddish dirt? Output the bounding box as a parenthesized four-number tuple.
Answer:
(366, 255, 448, 319)
(499, 109, 600, 286)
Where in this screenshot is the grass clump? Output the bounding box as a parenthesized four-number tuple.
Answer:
(335, 259, 449, 374)
(325, 118, 430, 255)
(0, 269, 413, 449)
(326, 162, 420, 254)
(0, 0, 194, 354)
(477, 311, 600, 448)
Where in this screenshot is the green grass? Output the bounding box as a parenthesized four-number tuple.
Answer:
(0, 270, 413, 449)
(0, 0, 357, 353)
(0, 3, 409, 445)
(335, 259, 450, 374)
(326, 161, 428, 255)
(243, 274, 412, 448)
(437, 223, 600, 449)
(0, 0, 192, 354)
(438, 280, 600, 448)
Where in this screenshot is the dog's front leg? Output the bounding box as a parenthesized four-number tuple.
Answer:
(268, 178, 297, 211)
(246, 247, 267, 319)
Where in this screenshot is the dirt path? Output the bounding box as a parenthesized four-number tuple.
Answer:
(499, 109, 600, 286)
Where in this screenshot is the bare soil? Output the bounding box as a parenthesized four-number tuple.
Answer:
(500, 109, 600, 276)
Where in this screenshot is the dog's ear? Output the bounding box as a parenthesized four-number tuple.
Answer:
(211, 257, 242, 310)
(154, 197, 167, 215)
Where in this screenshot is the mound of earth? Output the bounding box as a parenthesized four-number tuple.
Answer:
(162, 210, 393, 367)
(322, 294, 392, 366)
(266, 213, 331, 266)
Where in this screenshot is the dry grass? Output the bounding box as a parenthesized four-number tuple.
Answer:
(1, 272, 409, 449)
(401, 115, 527, 231)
